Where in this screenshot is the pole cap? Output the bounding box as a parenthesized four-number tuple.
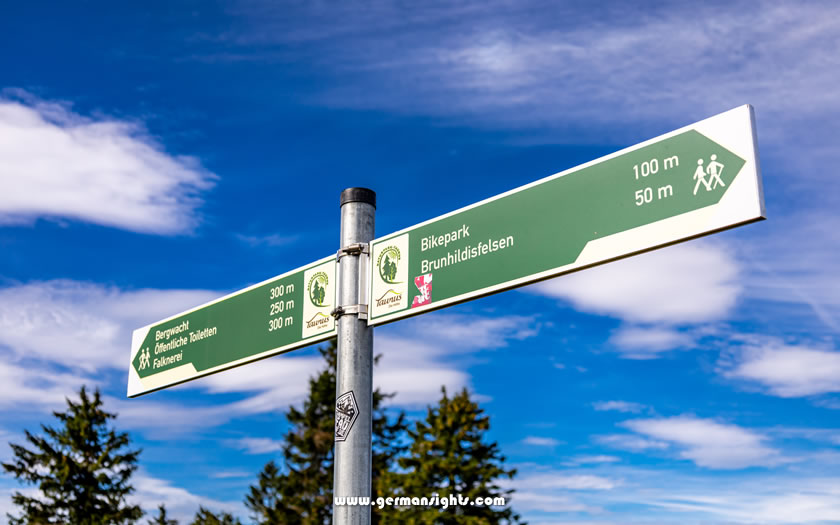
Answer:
(340, 187, 376, 208)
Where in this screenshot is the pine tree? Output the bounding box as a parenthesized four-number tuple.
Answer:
(382, 387, 522, 524)
(148, 504, 178, 525)
(244, 339, 407, 524)
(243, 460, 284, 523)
(2, 386, 143, 525)
(189, 507, 241, 525)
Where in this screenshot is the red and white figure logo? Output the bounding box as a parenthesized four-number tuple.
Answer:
(411, 273, 433, 308)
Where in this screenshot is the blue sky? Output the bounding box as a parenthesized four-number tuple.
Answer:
(1, 0, 839, 523)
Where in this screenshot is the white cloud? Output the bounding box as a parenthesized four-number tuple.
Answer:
(0, 471, 243, 524)
(235, 233, 301, 248)
(372, 334, 473, 407)
(229, 1, 840, 146)
(502, 491, 594, 514)
(0, 277, 536, 434)
(193, 355, 325, 411)
(523, 436, 561, 447)
(740, 213, 840, 333)
(108, 353, 328, 437)
(632, 476, 840, 524)
(232, 437, 285, 454)
(210, 471, 253, 479)
(499, 468, 616, 514)
(596, 434, 669, 453)
(0, 358, 95, 411)
(723, 338, 840, 397)
(608, 326, 695, 358)
(0, 91, 215, 234)
(107, 396, 234, 438)
(561, 455, 621, 467)
(0, 279, 327, 436)
(513, 473, 618, 491)
(506, 461, 840, 523)
(131, 471, 244, 524)
(0, 280, 218, 372)
(0, 278, 539, 435)
(530, 242, 740, 325)
(592, 401, 647, 414)
(373, 312, 539, 406)
(394, 313, 538, 351)
(621, 416, 782, 469)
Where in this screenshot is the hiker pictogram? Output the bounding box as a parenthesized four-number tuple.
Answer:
(138, 348, 151, 371)
(693, 154, 726, 195)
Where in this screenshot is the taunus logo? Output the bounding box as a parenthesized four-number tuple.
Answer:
(307, 271, 329, 307)
(375, 289, 403, 309)
(377, 245, 401, 284)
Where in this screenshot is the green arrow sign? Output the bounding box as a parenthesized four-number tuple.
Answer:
(368, 105, 765, 325)
(127, 257, 337, 397)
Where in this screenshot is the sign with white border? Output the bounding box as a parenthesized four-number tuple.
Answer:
(127, 257, 336, 397)
(368, 105, 765, 325)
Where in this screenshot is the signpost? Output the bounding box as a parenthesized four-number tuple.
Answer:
(128, 105, 765, 525)
(369, 105, 764, 325)
(127, 257, 337, 397)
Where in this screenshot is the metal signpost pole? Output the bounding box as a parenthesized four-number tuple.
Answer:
(333, 188, 376, 525)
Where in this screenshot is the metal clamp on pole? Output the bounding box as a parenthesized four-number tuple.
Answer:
(336, 242, 369, 261)
(334, 241, 370, 319)
(330, 304, 368, 320)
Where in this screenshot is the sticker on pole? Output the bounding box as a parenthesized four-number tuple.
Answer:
(335, 391, 359, 442)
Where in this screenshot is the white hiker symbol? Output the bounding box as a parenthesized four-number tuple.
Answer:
(706, 154, 726, 189)
(693, 159, 711, 195)
(138, 348, 151, 370)
(693, 154, 726, 195)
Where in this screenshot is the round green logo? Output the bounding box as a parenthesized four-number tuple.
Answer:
(377, 246, 401, 284)
(308, 272, 329, 307)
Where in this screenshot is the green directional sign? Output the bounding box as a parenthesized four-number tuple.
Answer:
(127, 257, 337, 397)
(368, 105, 765, 325)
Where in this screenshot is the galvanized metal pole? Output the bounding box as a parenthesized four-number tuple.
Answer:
(333, 187, 375, 525)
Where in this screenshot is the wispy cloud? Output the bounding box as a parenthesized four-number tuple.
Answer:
(0, 280, 218, 372)
(235, 233, 301, 248)
(608, 327, 695, 359)
(373, 312, 540, 406)
(0, 277, 538, 434)
(509, 464, 840, 524)
(620, 416, 783, 470)
(0, 359, 95, 411)
(528, 242, 739, 357)
(0, 90, 215, 234)
(561, 455, 621, 467)
(626, 474, 840, 524)
(131, 471, 244, 524)
(231, 437, 284, 454)
(0, 471, 243, 524)
(500, 468, 617, 514)
(742, 214, 840, 333)
(592, 401, 648, 414)
(595, 434, 669, 453)
(721, 336, 840, 398)
(530, 242, 740, 326)
(222, 1, 840, 141)
(523, 436, 561, 447)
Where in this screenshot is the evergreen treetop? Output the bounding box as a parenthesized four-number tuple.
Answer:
(382, 387, 522, 524)
(189, 507, 241, 525)
(148, 504, 178, 525)
(2, 385, 143, 525)
(245, 339, 407, 525)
